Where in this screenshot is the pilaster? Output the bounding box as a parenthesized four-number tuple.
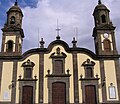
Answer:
(72, 51, 79, 104)
(39, 52, 44, 104)
(11, 61, 18, 104)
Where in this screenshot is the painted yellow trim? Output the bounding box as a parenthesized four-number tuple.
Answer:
(0, 62, 13, 101)
(5, 36, 16, 43)
(104, 61, 119, 101)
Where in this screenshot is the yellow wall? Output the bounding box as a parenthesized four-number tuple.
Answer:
(44, 45, 74, 103)
(104, 60, 119, 101)
(5, 36, 16, 43)
(16, 54, 39, 103)
(0, 45, 119, 103)
(77, 53, 102, 103)
(0, 62, 13, 101)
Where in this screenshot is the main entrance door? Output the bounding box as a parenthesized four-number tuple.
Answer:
(85, 85, 97, 104)
(52, 82, 66, 104)
(22, 86, 33, 104)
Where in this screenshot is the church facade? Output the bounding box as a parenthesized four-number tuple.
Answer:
(0, 0, 120, 104)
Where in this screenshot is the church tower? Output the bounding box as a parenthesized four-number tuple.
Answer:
(92, 0, 118, 55)
(1, 0, 24, 56)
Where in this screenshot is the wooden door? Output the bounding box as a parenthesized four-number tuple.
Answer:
(52, 82, 66, 104)
(22, 86, 33, 104)
(85, 85, 97, 104)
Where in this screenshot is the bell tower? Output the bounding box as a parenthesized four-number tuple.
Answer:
(92, 0, 118, 55)
(1, 0, 24, 56)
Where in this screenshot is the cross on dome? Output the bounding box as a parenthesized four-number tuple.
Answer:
(56, 19, 61, 39)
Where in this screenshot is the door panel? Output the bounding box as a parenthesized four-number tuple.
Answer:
(85, 85, 97, 104)
(52, 82, 66, 104)
(22, 86, 33, 104)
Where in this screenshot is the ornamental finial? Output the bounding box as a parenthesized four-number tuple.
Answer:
(98, 0, 102, 4)
(15, 0, 18, 6)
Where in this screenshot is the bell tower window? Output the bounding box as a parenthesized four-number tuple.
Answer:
(103, 39, 111, 52)
(101, 14, 106, 23)
(10, 16, 15, 24)
(7, 40, 13, 52)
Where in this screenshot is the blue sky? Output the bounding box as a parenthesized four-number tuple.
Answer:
(0, 0, 120, 53)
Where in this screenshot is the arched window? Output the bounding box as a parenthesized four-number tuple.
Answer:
(103, 39, 111, 52)
(7, 40, 13, 52)
(10, 16, 15, 24)
(101, 15, 106, 23)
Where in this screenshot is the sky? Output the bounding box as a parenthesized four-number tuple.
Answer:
(0, 0, 120, 53)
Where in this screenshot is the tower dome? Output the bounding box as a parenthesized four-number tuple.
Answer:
(4, 0, 24, 29)
(93, 0, 109, 15)
(94, 3, 110, 13)
(7, 1, 23, 16)
(95, 4, 108, 11)
(93, 0, 111, 27)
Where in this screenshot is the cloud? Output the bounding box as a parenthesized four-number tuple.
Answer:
(22, 0, 81, 50)
(21, 0, 97, 52)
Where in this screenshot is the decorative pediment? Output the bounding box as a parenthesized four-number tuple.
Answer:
(22, 59, 35, 67)
(50, 47, 67, 58)
(82, 59, 95, 67)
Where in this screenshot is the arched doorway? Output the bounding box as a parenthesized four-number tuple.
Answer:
(52, 82, 66, 104)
